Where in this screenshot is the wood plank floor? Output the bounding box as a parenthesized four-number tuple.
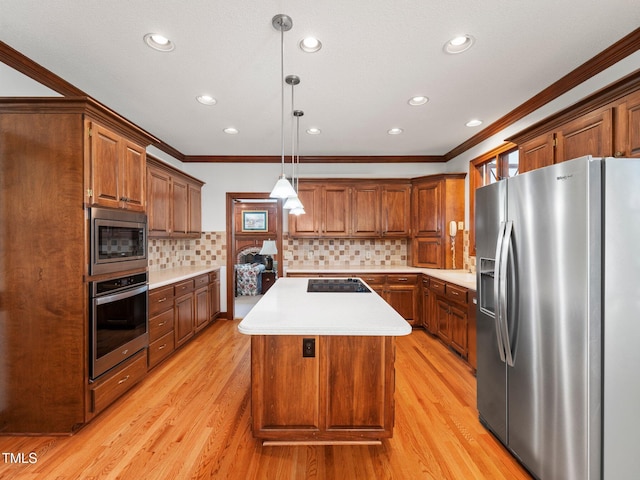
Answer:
(0, 320, 531, 479)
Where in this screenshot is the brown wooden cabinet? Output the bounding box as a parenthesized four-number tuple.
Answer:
(250, 334, 397, 442)
(290, 179, 411, 238)
(148, 285, 176, 369)
(0, 97, 155, 434)
(420, 276, 437, 335)
(88, 121, 146, 212)
(209, 270, 221, 321)
(383, 274, 418, 326)
(174, 279, 195, 348)
(615, 89, 640, 158)
(427, 276, 470, 360)
(194, 274, 210, 333)
(410, 174, 465, 269)
(147, 156, 204, 238)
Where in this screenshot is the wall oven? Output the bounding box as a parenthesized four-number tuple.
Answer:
(90, 207, 147, 276)
(90, 272, 149, 380)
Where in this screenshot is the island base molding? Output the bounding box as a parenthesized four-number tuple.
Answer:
(250, 335, 397, 443)
(262, 440, 383, 446)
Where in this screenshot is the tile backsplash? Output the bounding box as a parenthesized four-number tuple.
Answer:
(149, 231, 476, 272)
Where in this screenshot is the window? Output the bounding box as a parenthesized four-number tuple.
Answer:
(468, 143, 519, 256)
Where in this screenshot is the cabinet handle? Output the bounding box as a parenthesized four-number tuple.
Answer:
(158, 344, 167, 350)
(157, 297, 167, 303)
(451, 290, 459, 296)
(157, 321, 166, 326)
(118, 375, 130, 385)
(614, 151, 625, 158)
(397, 277, 408, 281)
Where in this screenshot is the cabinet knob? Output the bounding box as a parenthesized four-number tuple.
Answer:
(614, 151, 625, 158)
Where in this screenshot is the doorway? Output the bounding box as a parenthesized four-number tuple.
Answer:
(225, 193, 283, 321)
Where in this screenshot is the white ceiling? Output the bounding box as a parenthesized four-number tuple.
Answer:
(1, 0, 639, 158)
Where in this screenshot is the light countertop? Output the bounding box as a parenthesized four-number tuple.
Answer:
(285, 266, 476, 291)
(237, 277, 412, 336)
(149, 266, 222, 289)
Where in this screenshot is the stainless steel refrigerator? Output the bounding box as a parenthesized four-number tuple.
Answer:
(476, 156, 640, 480)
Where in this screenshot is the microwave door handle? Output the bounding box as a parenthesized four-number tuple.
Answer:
(95, 284, 148, 305)
(493, 221, 507, 363)
(500, 221, 515, 367)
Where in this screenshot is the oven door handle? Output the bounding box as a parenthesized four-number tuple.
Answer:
(95, 284, 148, 305)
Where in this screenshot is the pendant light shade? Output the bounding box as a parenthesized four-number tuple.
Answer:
(270, 174, 297, 198)
(283, 194, 303, 210)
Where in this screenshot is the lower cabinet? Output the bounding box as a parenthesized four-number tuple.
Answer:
(148, 269, 221, 369)
(90, 350, 147, 415)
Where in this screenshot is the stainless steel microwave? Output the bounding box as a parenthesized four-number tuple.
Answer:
(90, 208, 148, 275)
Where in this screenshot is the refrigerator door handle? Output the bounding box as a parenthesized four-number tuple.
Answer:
(493, 221, 507, 362)
(499, 220, 515, 367)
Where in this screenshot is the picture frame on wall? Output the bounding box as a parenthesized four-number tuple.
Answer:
(242, 210, 268, 232)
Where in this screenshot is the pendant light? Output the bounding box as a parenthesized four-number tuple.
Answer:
(283, 74, 305, 213)
(270, 14, 297, 199)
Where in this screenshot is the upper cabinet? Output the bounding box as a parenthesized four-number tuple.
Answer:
(512, 77, 640, 172)
(410, 174, 465, 269)
(87, 121, 147, 212)
(289, 179, 410, 238)
(147, 156, 204, 238)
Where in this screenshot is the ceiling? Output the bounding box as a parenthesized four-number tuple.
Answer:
(1, 0, 639, 160)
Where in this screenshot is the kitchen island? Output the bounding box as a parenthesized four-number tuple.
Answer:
(238, 277, 411, 445)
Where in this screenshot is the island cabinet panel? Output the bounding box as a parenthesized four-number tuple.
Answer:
(324, 336, 392, 431)
(252, 336, 321, 430)
(251, 335, 396, 442)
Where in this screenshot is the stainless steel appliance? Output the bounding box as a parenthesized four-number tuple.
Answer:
(476, 156, 640, 479)
(307, 278, 371, 292)
(90, 207, 147, 275)
(90, 272, 149, 379)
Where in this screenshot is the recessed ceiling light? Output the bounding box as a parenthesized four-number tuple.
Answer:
(299, 37, 322, 53)
(466, 119, 483, 127)
(143, 33, 175, 52)
(306, 127, 321, 135)
(196, 95, 217, 106)
(388, 128, 404, 135)
(443, 34, 475, 54)
(223, 127, 239, 135)
(408, 96, 429, 106)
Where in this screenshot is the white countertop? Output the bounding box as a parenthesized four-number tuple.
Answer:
(285, 266, 476, 291)
(149, 266, 222, 289)
(237, 277, 412, 336)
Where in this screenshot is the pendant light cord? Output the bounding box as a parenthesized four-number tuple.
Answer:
(280, 26, 285, 175)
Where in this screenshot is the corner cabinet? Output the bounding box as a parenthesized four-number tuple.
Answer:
(410, 174, 465, 269)
(147, 156, 204, 238)
(0, 97, 155, 434)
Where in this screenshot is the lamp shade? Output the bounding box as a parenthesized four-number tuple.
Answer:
(259, 240, 278, 256)
(283, 194, 304, 210)
(270, 174, 297, 199)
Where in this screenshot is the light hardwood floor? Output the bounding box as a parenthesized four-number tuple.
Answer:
(0, 320, 531, 479)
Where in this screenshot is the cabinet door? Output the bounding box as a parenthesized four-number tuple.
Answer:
(194, 286, 209, 332)
(382, 184, 411, 237)
(556, 108, 613, 162)
(421, 285, 431, 331)
(385, 286, 416, 325)
(322, 186, 350, 236)
(436, 297, 451, 343)
(209, 272, 221, 321)
(351, 185, 380, 236)
(174, 292, 194, 347)
(412, 237, 442, 268)
(450, 303, 468, 358)
(519, 132, 555, 173)
(147, 166, 172, 236)
(188, 183, 202, 234)
(289, 184, 320, 236)
(615, 90, 640, 158)
(89, 122, 120, 208)
(120, 139, 146, 211)
(172, 177, 188, 236)
(412, 180, 441, 236)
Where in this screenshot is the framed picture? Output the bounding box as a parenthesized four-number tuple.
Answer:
(242, 210, 268, 232)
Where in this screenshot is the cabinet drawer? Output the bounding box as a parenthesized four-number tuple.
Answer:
(359, 274, 386, 285)
(148, 331, 175, 369)
(445, 284, 468, 304)
(429, 278, 445, 295)
(149, 285, 174, 317)
(387, 274, 417, 285)
(421, 275, 430, 288)
(91, 350, 147, 414)
(174, 279, 194, 296)
(209, 270, 219, 281)
(194, 274, 209, 288)
(149, 308, 174, 342)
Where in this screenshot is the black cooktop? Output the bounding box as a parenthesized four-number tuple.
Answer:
(306, 278, 371, 293)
